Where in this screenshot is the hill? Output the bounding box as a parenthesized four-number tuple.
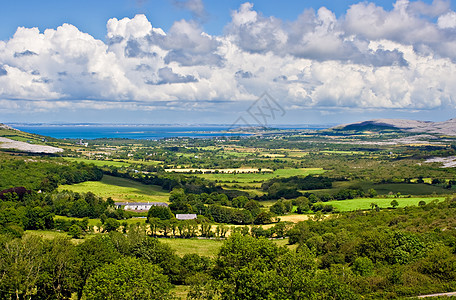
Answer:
(333, 118, 456, 135)
(0, 123, 63, 154)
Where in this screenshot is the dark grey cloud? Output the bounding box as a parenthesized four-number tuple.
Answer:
(14, 50, 38, 58)
(363, 49, 408, 67)
(273, 75, 287, 82)
(164, 50, 222, 67)
(135, 64, 153, 72)
(107, 35, 124, 45)
(235, 70, 254, 79)
(0, 66, 7, 76)
(160, 20, 223, 66)
(124, 39, 157, 58)
(32, 78, 51, 84)
(146, 67, 198, 85)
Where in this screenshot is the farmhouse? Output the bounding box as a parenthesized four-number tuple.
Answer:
(176, 214, 197, 220)
(115, 202, 168, 211)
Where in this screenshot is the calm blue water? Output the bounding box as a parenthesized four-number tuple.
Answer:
(8, 124, 326, 140)
(8, 124, 251, 140)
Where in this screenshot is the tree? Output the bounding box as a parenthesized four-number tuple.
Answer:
(352, 257, 374, 276)
(147, 205, 174, 221)
(37, 237, 80, 299)
(0, 235, 45, 299)
(103, 218, 120, 232)
(76, 235, 118, 299)
(83, 257, 173, 300)
(254, 211, 275, 225)
(244, 200, 261, 217)
(68, 224, 83, 239)
(390, 199, 399, 208)
(367, 188, 377, 198)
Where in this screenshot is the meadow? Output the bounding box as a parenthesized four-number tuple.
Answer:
(326, 196, 445, 211)
(63, 157, 132, 168)
(307, 181, 454, 196)
(195, 168, 325, 183)
(161, 237, 297, 258)
(58, 175, 170, 203)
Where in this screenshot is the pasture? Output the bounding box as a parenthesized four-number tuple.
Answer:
(63, 157, 131, 168)
(161, 237, 296, 258)
(58, 175, 170, 203)
(195, 168, 325, 183)
(326, 196, 446, 212)
(308, 181, 454, 196)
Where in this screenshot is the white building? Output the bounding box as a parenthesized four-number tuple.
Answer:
(115, 202, 168, 211)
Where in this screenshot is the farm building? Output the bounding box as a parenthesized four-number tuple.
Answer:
(176, 214, 197, 220)
(115, 202, 168, 211)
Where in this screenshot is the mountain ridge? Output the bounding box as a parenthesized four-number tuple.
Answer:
(333, 118, 456, 136)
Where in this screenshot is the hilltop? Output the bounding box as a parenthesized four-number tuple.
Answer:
(332, 118, 456, 136)
(0, 123, 63, 154)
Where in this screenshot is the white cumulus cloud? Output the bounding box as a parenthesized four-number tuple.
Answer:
(0, 1, 456, 115)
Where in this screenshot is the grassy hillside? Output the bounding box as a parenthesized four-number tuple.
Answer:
(195, 168, 325, 183)
(326, 196, 445, 211)
(58, 174, 170, 203)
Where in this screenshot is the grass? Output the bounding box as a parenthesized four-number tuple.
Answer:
(54, 215, 100, 227)
(326, 196, 446, 212)
(309, 181, 454, 196)
(196, 168, 325, 183)
(272, 238, 299, 251)
(366, 183, 453, 195)
(63, 157, 131, 168)
(160, 238, 224, 258)
(58, 175, 170, 203)
(161, 237, 297, 259)
(172, 285, 190, 300)
(24, 230, 89, 244)
(0, 128, 47, 144)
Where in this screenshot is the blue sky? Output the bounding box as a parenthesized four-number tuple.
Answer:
(0, 1, 402, 40)
(1, 0, 456, 124)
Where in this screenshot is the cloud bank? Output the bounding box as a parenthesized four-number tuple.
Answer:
(1, 0, 456, 114)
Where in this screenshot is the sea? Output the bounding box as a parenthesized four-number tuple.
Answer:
(8, 124, 327, 140)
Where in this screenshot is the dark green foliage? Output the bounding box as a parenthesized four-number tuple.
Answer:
(103, 218, 120, 232)
(68, 224, 83, 238)
(261, 175, 333, 199)
(269, 199, 293, 215)
(0, 154, 103, 191)
(207, 205, 253, 224)
(202, 234, 357, 300)
(23, 206, 54, 230)
(333, 188, 364, 200)
(147, 205, 174, 221)
(83, 257, 173, 300)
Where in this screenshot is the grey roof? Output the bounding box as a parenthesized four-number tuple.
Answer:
(115, 202, 168, 207)
(176, 214, 197, 220)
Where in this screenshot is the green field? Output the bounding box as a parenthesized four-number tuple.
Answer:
(161, 237, 296, 258)
(58, 175, 170, 203)
(366, 183, 453, 195)
(63, 157, 132, 168)
(160, 238, 224, 258)
(326, 196, 446, 212)
(24, 230, 91, 244)
(196, 168, 325, 183)
(54, 215, 100, 227)
(308, 181, 454, 196)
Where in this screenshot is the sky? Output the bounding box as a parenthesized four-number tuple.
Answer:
(1, 0, 456, 125)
